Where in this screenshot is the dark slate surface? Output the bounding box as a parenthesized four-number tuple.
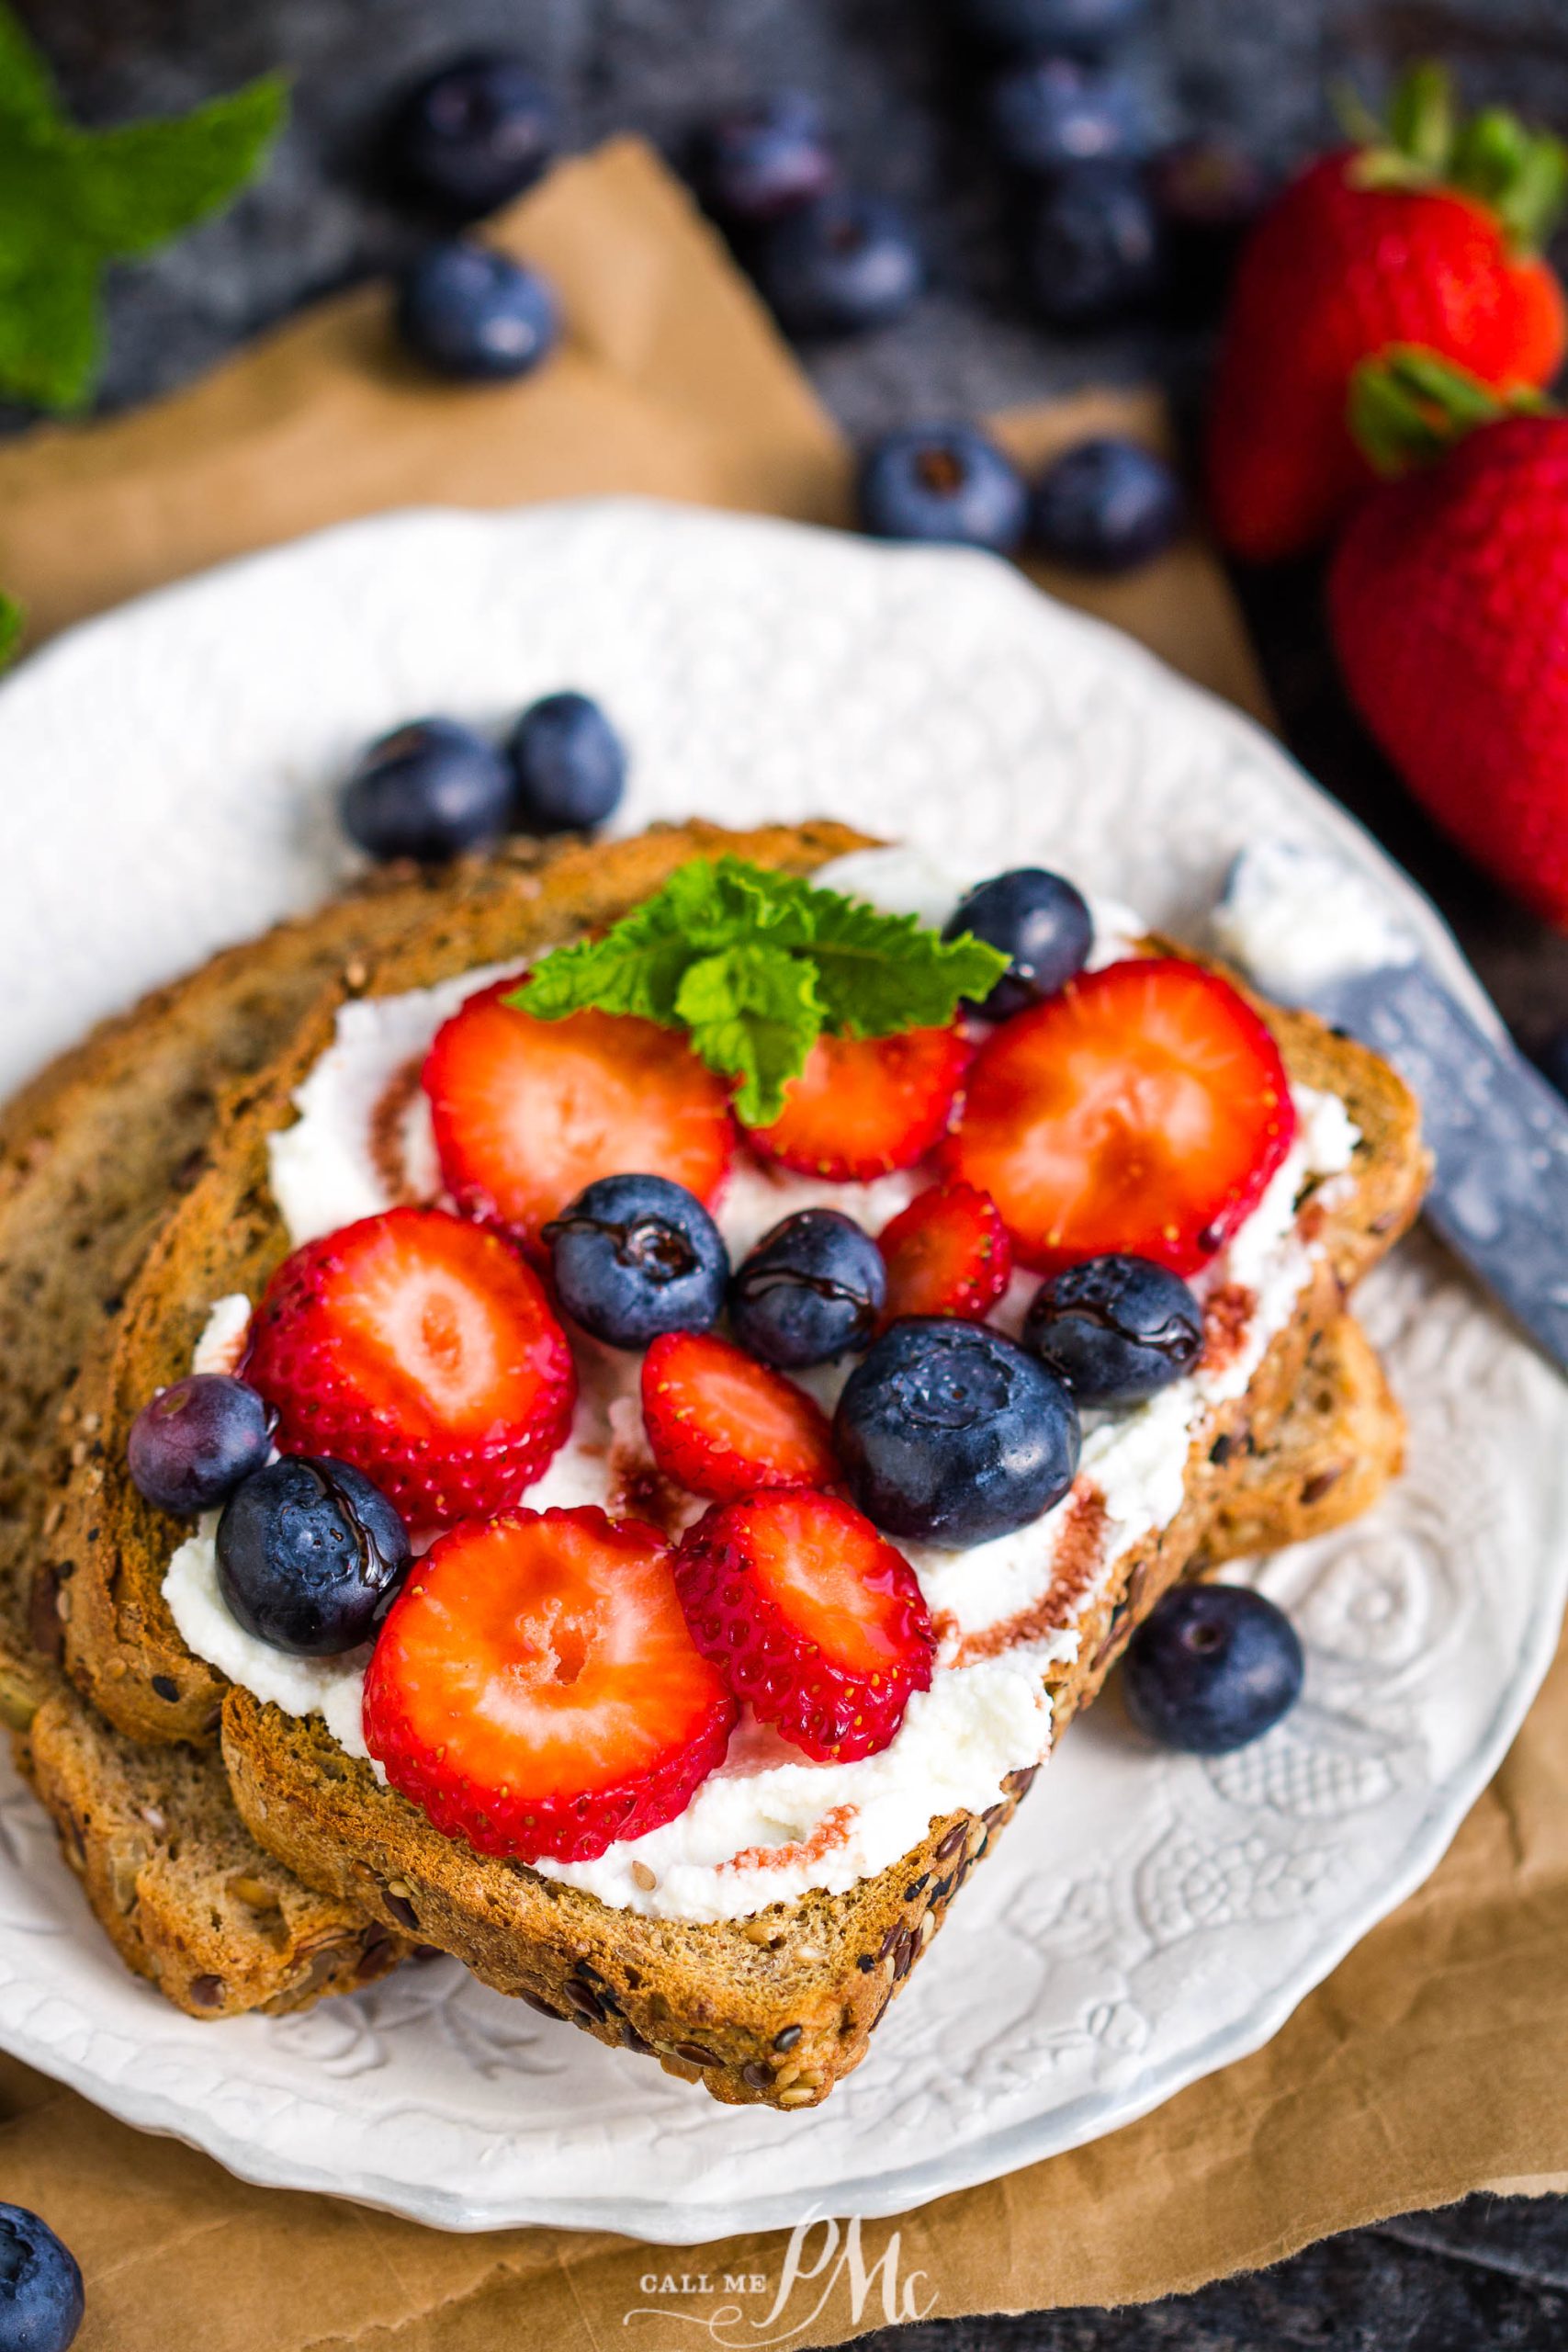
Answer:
(7, 2, 1568, 2342)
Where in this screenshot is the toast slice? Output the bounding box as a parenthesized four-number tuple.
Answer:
(0, 878, 479, 2011)
(43, 820, 1426, 2097)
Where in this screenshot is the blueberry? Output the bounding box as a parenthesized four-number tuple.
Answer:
(1025, 163, 1162, 328)
(1023, 1254, 1202, 1404)
(544, 1175, 728, 1349)
(342, 717, 513, 864)
(987, 59, 1148, 177)
(216, 1457, 411, 1657)
(1148, 137, 1267, 320)
(857, 424, 1029, 554)
(388, 51, 557, 220)
(694, 93, 835, 224)
(1031, 435, 1184, 571)
(952, 0, 1148, 57)
(127, 1374, 274, 1518)
(755, 192, 924, 336)
(1122, 1584, 1304, 1754)
(509, 691, 626, 831)
(0, 2204, 84, 2352)
(943, 867, 1092, 1019)
(729, 1210, 886, 1369)
(396, 242, 560, 381)
(835, 1317, 1079, 1547)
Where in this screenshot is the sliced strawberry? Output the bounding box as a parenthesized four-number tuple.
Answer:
(363, 1506, 736, 1863)
(946, 958, 1295, 1277)
(243, 1205, 576, 1527)
(877, 1180, 1012, 1328)
(742, 1025, 969, 1181)
(423, 981, 735, 1248)
(641, 1331, 839, 1504)
(673, 1488, 935, 1762)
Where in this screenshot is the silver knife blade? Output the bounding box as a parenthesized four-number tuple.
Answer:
(1214, 840, 1568, 1376)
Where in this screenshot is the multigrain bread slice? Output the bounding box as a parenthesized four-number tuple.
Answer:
(0, 878, 487, 2011)
(43, 819, 1427, 2099)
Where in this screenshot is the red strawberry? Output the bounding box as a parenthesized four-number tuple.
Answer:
(877, 1180, 1011, 1327)
(363, 1506, 736, 1863)
(641, 1330, 839, 1503)
(423, 980, 735, 1248)
(673, 1488, 935, 1762)
(945, 959, 1294, 1277)
(1328, 356, 1568, 927)
(244, 1206, 575, 1527)
(743, 1025, 969, 1180)
(1207, 64, 1566, 561)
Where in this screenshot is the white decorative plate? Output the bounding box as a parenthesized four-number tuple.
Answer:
(0, 500, 1562, 2241)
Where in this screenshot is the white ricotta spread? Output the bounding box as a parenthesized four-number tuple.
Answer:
(164, 846, 1360, 1923)
(1212, 837, 1416, 999)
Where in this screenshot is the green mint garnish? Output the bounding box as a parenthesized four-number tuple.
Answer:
(0, 593, 21, 671)
(513, 856, 1009, 1126)
(0, 6, 288, 412)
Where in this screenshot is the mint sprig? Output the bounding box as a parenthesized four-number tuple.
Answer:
(0, 593, 20, 671)
(513, 857, 1009, 1125)
(0, 6, 288, 411)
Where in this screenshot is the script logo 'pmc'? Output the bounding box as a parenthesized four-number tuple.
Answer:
(626, 2213, 938, 2346)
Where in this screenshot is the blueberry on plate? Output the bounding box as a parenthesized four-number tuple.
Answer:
(1023, 1253, 1202, 1404)
(544, 1174, 729, 1349)
(0, 2203, 84, 2352)
(128, 1374, 274, 1517)
(387, 50, 558, 219)
(857, 424, 1029, 554)
(217, 1456, 411, 1657)
(694, 92, 835, 224)
(1122, 1584, 1303, 1753)
(396, 242, 560, 381)
(509, 691, 626, 831)
(755, 191, 924, 336)
(342, 717, 513, 863)
(730, 1209, 886, 1369)
(1031, 435, 1185, 571)
(952, 0, 1148, 57)
(1025, 162, 1162, 328)
(987, 58, 1147, 177)
(943, 867, 1092, 1019)
(835, 1317, 1080, 1547)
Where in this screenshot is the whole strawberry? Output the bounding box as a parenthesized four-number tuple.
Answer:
(1208, 64, 1566, 562)
(1328, 348, 1568, 924)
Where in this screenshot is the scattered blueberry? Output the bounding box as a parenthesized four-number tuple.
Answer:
(342, 717, 513, 864)
(857, 424, 1029, 554)
(694, 93, 835, 223)
(128, 1374, 274, 1518)
(1025, 163, 1162, 327)
(388, 51, 558, 220)
(953, 0, 1149, 57)
(1031, 435, 1185, 571)
(835, 1317, 1080, 1546)
(396, 242, 560, 381)
(544, 1175, 728, 1350)
(0, 2204, 84, 2352)
(1122, 1584, 1304, 1753)
(755, 191, 924, 335)
(1149, 137, 1268, 320)
(1023, 1254, 1203, 1404)
(216, 1457, 411, 1657)
(987, 58, 1147, 177)
(943, 867, 1092, 1019)
(509, 691, 626, 831)
(729, 1210, 886, 1369)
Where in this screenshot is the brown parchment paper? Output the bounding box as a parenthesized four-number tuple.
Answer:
(1, 138, 1562, 2351)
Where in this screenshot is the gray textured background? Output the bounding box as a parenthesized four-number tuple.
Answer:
(9, 2, 1568, 2343)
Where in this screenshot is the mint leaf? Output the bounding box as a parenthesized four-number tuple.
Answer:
(0, 8, 287, 412)
(512, 856, 1010, 1122)
(0, 593, 22, 671)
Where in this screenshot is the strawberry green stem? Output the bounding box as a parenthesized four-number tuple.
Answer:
(1348, 345, 1551, 477)
(1339, 60, 1567, 253)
